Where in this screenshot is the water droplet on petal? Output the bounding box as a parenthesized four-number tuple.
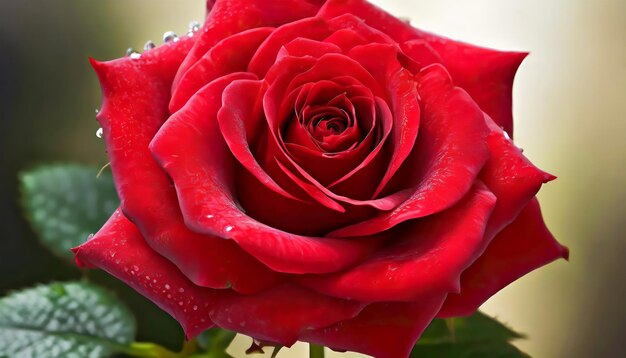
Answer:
(95, 109, 100, 115)
(225, 225, 234, 232)
(178, 301, 184, 306)
(188, 21, 200, 33)
(125, 48, 135, 56)
(96, 128, 104, 139)
(178, 288, 185, 293)
(206, 214, 214, 219)
(163, 31, 179, 43)
(129, 52, 142, 60)
(165, 284, 171, 290)
(503, 131, 511, 140)
(193, 305, 198, 311)
(144, 40, 156, 51)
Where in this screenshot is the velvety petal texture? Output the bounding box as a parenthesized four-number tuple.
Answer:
(76, 0, 567, 357)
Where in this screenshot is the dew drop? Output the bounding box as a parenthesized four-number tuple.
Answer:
(144, 40, 156, 51)
(129, 52, 142, 60)
(206, 214, 214, 219)
(132, 265, 139, 271)
(95, 109, 100, 114)
(96, 128, 103, 139)
(503, 131, 511, 140)
(163, 31, 179, 43)
(188, 21, 200, 33)
(125, 48, 135, 56)
(193, 305, 198, 311)
(178, 301, 184, 306)
(165, 284, 171, 290)
(225, 225, 234, 232)
(178, 288, 185, 293)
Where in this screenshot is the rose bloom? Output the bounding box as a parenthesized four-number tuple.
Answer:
(73, 0, 568, 356)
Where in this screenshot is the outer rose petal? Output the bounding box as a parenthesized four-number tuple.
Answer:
(439, 199, 569, 317)
(91, 38, 279, 293)
(73, 210, 366, 345)
(480, 116, 557, 237)
(298, 183, 496, 302)
(318, 0, 526, 135)
(303, 299, 446, 358)
(330, 64, 489, 237)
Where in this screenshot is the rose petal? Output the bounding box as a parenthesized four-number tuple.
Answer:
(154, 77, 384, 273)
(439, 198, 569, 317)
(303, 299, 446, 358)
(235, 162, 379, 236)
(330, 64, 489, 237)
(415, 32, 527, 136)
(277, 37, 343, 62)
(248, 17, 333, 77)
(481, 115, 557, 237)
(264, 54, 409, 209)
(169, 27, 274, 113)
(91, 39, 279, 293)
(73, 209, 216, 337)
(299, 183, 496, 302)
(319, 0, 526, 135)
(213, 78, 304, 203)
(73, 210, 366, 345)
(347, 44, 421, 197)
(174, 0, 322, 90)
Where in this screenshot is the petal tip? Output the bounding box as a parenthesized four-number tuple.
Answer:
(560, 244, 571, 261)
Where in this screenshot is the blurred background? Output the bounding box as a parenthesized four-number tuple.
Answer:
(0, 0, 624, 357)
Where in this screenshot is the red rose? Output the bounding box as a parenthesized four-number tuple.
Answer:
(73, 0, 568, 356)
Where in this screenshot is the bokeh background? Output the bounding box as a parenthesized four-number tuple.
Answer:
(1, 0, 624, 357)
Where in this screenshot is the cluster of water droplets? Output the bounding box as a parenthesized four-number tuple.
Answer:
(123, 20, 201, 61)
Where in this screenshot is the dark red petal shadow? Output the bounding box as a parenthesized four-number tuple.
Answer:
(91, 38, 279, 293)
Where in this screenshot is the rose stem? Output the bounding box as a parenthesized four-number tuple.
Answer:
(309, 343, 325, 358)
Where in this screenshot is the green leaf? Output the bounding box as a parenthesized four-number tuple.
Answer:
(412, 312, 529, 358)
(194, 329, 236, 358)
(0, 281, 136, 358)
(20, 164, 118, 261)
